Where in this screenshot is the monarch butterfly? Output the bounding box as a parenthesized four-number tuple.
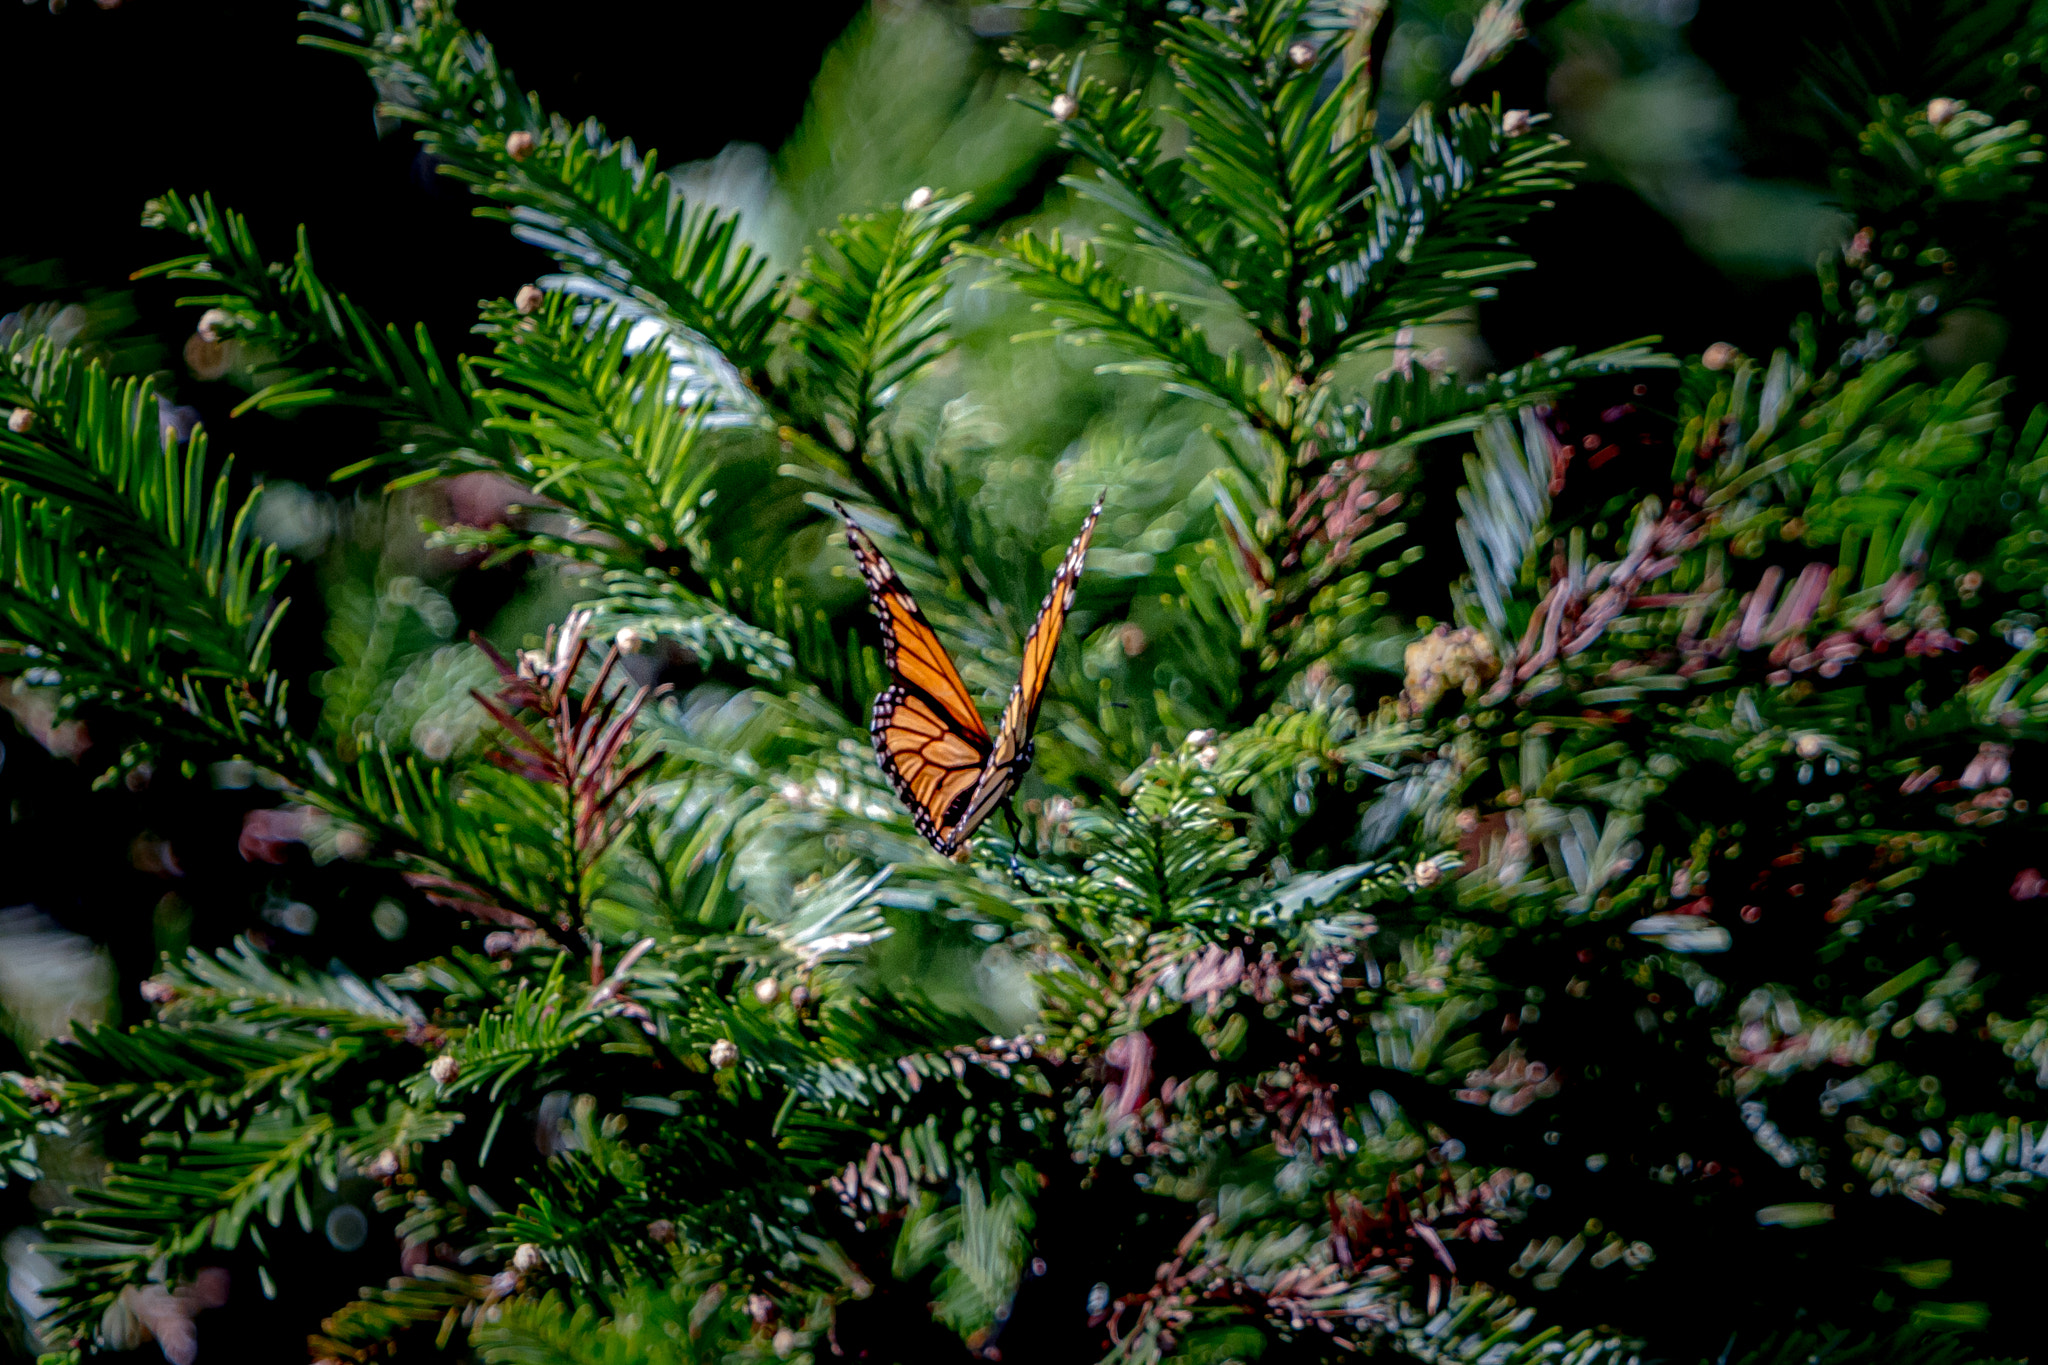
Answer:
(838, 497, 1103, 860)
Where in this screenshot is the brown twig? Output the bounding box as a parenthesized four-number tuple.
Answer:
(405, 612, 666, 944)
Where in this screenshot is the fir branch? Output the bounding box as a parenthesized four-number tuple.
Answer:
(300, 1, 784, 375)
(309, 1268, 497, 1362)
(471, 1269, 788, 1365)
(0, 1075, 62, 1189)
(974, 229, 1267, 428)
(298, 2, 1038, 685)
(417, 960, 616, 1113)
(790, 191, 972, 474)
(460, 296, 735, 564)
(137, 191, 500, 462)
(43, 1018, 390, 1135)
(1312, 102, 1577, 365)
(1023, 3, 1578, 373)
(302, 0, 994, 611)
(39, 1118, 350, 1343)
(0, 340, 290, 743)
(894, 1164, 1038, 1341)
(161, 937, 417, 1027)
(466, 621, 661, 928)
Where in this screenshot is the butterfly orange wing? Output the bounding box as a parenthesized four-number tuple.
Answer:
(840, 507, 991, 854)
(951, 496, 1105, 843)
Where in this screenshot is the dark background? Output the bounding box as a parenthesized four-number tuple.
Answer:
(4, 0, 870, 353)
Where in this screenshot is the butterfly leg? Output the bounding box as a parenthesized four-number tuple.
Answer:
(1000, 802, 1035, 896)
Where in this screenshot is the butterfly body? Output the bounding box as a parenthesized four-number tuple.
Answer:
(841, 499, 1102, 859)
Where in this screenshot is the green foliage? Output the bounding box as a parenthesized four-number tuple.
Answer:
(302, 2, 784, 375)
(7, 0, 2048, 1363)
(0, 1075, 62, 1189)
(790, 192, 972, 461)
(0, 338, 289, 744)
(1012, 13, 1576, 368)
(472, 1265, 814, 1364)
(893, 1164, 1038, 1342)
(137, 191, 496, 446)
(1847, 98, 2044, 209)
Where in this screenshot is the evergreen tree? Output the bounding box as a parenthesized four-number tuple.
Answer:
(2, 1, 2046, 1363)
